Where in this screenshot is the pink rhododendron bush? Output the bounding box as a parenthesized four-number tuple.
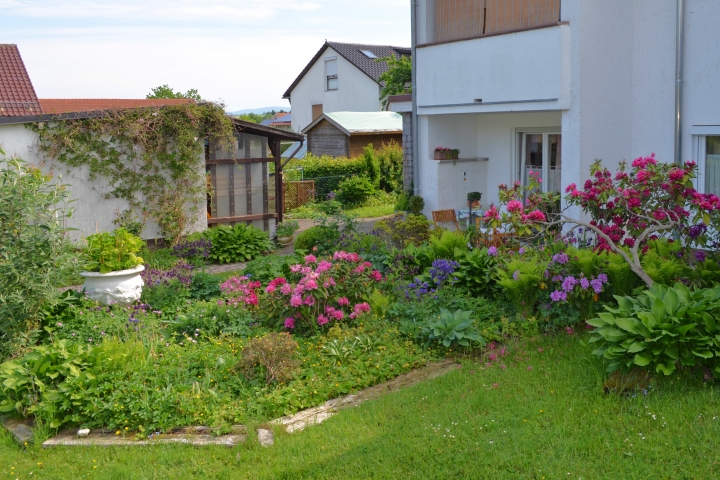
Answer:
(221, 252, 383, 335)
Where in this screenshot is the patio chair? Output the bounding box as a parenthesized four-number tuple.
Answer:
(431, 209, 460, 230)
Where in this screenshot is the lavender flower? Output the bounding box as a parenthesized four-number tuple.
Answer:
(590, 278, 603, 294)
(561, 276, 577, 292)
(488, 246, 498, 256)
(550, 290, 567, 302)
(552, 252, 569, 265)
(689, 223, 707, 239)
(512, 270, 520, 280)
(695, 250, 707, 263)
(580, 278, 590, 290)
(172, 239, 212, 259)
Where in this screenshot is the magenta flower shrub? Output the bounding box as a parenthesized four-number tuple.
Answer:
(262, 252, 383, 334)
(219, 276, 262, 307)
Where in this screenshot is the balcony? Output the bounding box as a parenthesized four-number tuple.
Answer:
(430, 0, 561, 44)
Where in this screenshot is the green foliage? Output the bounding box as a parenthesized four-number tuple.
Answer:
(588, 283, 720, 375)
(141, 279, 190, 311)
(423, 309, 484, 348)
(377, 55, 412, 106)
(408, 195, 425, 215)
(375, 141, 403, 193)
(602, 250, 644, 297)
(243, 254, 301, 285)
(139, 246, 178, 270)
(395, 191, 409, 211)
(31, 103, 233, 244)
(641, 239, 692, 285)
(294, 226, 340, 254)
(374, 214, 431, 249)
(201, 224, 273, 264)
(84, 228, 145, 273)
(363, 145, 381, 186)
(497, 255, 547, 318)
(428, 231, 468, 260)
(0, 156, 80, 356)
(188, 272, 222, 301)
(453, 248, 498, 297)
(146, 84, 203, 102)
(112, 208, 144, 236)
(336, 176, 377, 206)
(234, 110, 286, 124)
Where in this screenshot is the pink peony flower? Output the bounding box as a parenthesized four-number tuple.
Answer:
(317, 315, 329, 326)
(280, 283, 293, 295)
(284, 318, 295, 329)
(290, 295, 302, 307)
(303, 295, 315, 306)
(304, 254, 318, 264)
(337, 297, 350, 306)
(507, 200, 524, 214)
(371, 270, 382, 281)
(305, 279, 318, 290)
(316, 260, 333, 273)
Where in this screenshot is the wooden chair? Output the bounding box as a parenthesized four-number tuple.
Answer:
(474, 217, 513, 248)
(431, 209, 460, 230)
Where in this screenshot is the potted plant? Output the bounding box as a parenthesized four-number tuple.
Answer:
(434, 147, 460, 160)
(275, 220, 300, 246)
(467, 191, 482, 209)
(80, 228, 145, 305)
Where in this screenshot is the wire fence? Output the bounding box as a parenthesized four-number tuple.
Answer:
(283, 175, 346, 212)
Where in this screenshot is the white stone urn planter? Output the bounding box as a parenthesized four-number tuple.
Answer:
(80, 265, 145, 305)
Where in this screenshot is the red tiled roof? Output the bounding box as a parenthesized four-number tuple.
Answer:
(39, 98, 194, 114)
(0, 44, 42, 117)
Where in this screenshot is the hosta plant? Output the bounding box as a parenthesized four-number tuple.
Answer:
(423, 308, 484, 349)
(203, 224, 273, 264)
(588, 283, 720, 375)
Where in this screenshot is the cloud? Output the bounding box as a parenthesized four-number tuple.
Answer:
(0, 0, 320, 22)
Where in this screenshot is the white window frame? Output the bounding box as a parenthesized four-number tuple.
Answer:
(324, 56, 338, 91)
(514, 127, 562, 193)
(691, 126, 720, 193)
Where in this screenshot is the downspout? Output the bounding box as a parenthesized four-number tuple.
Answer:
(674, 0, 686, 165)
(411, 0, 420, 196)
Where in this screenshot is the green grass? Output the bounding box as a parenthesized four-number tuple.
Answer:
(346, 204, 394, 218)
(2, 334, 719, 478)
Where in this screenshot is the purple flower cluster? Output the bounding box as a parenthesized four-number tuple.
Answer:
(552, 252, 569, 265)
(404, 259, 459, 299)
(549, 273, 608, 303)
(141, 261, 195, 287)
(695, 250, 707, 262)
(689, 223, 707, 239)
(172, 239, 212, 259)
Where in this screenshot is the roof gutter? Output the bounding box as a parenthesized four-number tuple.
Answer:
(411, 0, 419, 196)
(674, 0, 686, 165)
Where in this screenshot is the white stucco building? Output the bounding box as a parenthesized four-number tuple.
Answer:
(283, 41, 411, 132)
(412, 0, 720, 214)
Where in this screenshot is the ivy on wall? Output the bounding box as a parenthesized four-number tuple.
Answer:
(29, 103, 234, 244)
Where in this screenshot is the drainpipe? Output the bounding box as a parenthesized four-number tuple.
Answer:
(674, 0, 686, 165)
(411, 0, 420, 196)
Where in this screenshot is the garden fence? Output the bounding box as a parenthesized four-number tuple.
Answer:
(283, 175, 346, 212)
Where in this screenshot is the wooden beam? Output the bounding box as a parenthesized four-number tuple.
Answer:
(208, 213, 278, 225)
(206, 158, 275, 165)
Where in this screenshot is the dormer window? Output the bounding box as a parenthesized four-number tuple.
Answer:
(325, 57, 338, 91)
(360, 50, 377, 59)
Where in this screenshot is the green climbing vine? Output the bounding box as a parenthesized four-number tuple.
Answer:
(29, 103, 233, 244)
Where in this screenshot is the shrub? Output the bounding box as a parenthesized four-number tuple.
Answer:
(189, 272, 221, 301)
(453, 248, 498, 297)
(238, 333, 300, 385)
(202, 224, 273, 264)
(261, 252, 383, 334)
(588, 283, 720, 375)
(374, 214, 431, 249)
(363, 145, 381, 187)
(139, 246, 178, 270)
(243, 254, 301, 285)
(497, 255, 546, 318)
(0, 155, 79, 357)
(375, 141, 403, 193)
(294, 226, 340, 254)
(408, 195, 425, 215)
(140, 262, 195, 310)
(395, 191, 409, 211)
(337, 176, 377, 206)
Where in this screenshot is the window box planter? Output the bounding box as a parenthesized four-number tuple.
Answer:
(434, 150, 460, 160)
(80, 265, 145, 305)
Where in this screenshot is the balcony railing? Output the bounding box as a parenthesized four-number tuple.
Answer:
(434, 0, 561, 44)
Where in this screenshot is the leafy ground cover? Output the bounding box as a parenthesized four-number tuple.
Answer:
(1, 334, 718, 479)
(345, 204, 395, 218)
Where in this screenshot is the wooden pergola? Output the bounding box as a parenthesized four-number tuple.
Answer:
(206, 118, 304, 230)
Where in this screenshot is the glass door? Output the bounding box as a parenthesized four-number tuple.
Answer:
(519, 132, 561, 193)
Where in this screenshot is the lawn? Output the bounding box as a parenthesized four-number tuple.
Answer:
(2, 333, 718, 479)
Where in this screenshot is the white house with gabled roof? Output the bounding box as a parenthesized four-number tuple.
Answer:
(283, 41, 411, 133)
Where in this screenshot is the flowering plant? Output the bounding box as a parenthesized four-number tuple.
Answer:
(261, 252, 383, 334)
(562, 155, 716, 287)
(219, 276, 262, 308)
(542, 250, 609, 319)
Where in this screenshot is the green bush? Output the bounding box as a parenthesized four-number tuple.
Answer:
(375, 214, 431, 249)
(139, 246, 178, 270)
(453, 248, 499, 297)
(363, 145, 381, 187)
(337, 176, 377, 206)
(496, 255, 547, 318)
(294, 226, 340, 254)
(395, 191, 409, 211)
(588, 283, 720, 375)
(140, 279, 190, 311)
(202, 224, 273, 264)
(188, 272, 222, 301)
(375, 141, 403, 193)
(0, 155, 80, 358)
(243, 254, 301, 285)
(408, 195, 425, 215)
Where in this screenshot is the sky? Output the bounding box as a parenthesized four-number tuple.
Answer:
(0, 0, 411, 111)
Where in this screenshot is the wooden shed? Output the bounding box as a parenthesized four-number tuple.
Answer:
(302, 111, 403, 158)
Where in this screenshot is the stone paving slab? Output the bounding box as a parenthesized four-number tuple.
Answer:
(42, 426, 248, 448)
(2, 418, 34, 445)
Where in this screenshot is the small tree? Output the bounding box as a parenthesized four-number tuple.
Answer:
(146, 84, 203, 102)
(377, 55, 411, 107)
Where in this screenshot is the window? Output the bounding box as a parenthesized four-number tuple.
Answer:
(325, 57, 338, 91)
(517, 130, 562, 193)
(693, 130, 720, 195)
(360, 50, 377, 58)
